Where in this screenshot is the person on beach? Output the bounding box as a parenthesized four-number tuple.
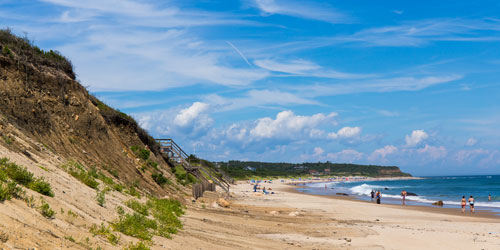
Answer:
(488, 194, 491, 201)
(468, 196, 475, 213)
(371, 190, 375, 200)
(461, 196, 466, 213)
(253, 184, 258, 192)
(376, 190, 381, 204)
(263, 187, 268, 195)
(401, 190, 407, 205)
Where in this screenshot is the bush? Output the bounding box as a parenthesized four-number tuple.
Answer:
(96, 190, 105, 207)
(1, 159, 33, 185)
(0, 158, 53, 197)
(28, 178, 54, 197)
(125, 186, 141, 199)
(0, 181, 23, 201)
(112, 183, 124, 192)
(90, 223, 120, 245)
(147, 198, 184, 238)
(151, 172, 169, 186)
(125, 200, 150, 216)
(130, 146, 150, 161)
(40, 200, 55, 219)
(64, 161, 99, 189)
(111, 213, 157, 241)
(125, 241, 151, 250)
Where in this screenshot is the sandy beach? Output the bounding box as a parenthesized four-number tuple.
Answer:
(170, 180, 500, 250)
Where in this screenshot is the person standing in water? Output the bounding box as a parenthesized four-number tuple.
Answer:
(401, 190, 407, 205)
(461, 196, 466, 213)
(468, 195, 475, 213)
(371, 190, 375, 201)
(376, 190, 381, 204)
(488, 194, 492, 201)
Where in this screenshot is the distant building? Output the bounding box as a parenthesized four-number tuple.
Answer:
(309, 170, 320, 176)
(324, 168, 331, 173)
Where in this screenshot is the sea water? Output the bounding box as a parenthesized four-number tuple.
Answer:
(296, 175, 500, 213)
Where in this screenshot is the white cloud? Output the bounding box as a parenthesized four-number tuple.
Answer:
(326, 149, 363, 163)
(327, 126, 361, 139)
(417, 145, 447, 160)
(465, 137, 478, 146)
(370, 145, 398, 160)
(251, 0, 349, 23)
(205, 89, 319, 112)
(313, 147, 325, 156)
(137, 102, 213, 138)
(393, 10, 404, 15)
(405, 130, 428, 147)
(298, 75, 462, 97)
(254, 59, 368, 79)
(341, 18, 500, 47)
(174, 102, 211, 128)
(249, 110, 337, 139)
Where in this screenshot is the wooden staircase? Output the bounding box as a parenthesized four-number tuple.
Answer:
(156, 139, 232, 196)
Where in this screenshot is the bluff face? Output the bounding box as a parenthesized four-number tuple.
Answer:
(0, 29, 176, 195)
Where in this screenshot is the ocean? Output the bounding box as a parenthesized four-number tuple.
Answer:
(296, 175, 500, 213)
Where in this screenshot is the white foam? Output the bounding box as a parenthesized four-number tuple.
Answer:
(350, 184, 384, 195)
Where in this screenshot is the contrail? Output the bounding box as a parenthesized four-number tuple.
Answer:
(226, 41, 252, 67)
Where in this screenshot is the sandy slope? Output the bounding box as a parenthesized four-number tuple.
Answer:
(171, 181, 500, 250)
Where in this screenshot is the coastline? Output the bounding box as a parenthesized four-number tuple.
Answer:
(170, 180, 500, 249)
(286, 184, 500, 219)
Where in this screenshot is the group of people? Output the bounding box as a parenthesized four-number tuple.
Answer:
(253, 183, 274, 194)
(370, 190, 382, 204)
(461, 195, 475, 213)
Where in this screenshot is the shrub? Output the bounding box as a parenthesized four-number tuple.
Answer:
(0, 181, 23, 201)
(90, 223, 120, 245)
(0, 158, 53, 197)
(147, 198, 184, 238)
(125, 200, 149, 216)
(64, 161, 99, 189)
(151, 172, 169, 186)
(40, 200, 56, 219)
(174, 165, 186, 181)
(1, 159, 33, 185)
(96, 190, 105, 207)
(125, 241, 151, 250)
(111, 213, 157, 241)
(130, 146, 150, 161)
(112, 183, 124, 192)
(125, 186, 141, 199)
(28, 178, 54, 197)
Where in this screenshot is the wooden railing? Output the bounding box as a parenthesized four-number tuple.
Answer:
(156, 138, 230, 196)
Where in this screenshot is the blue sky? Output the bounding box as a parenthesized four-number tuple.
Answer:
(2, 0, 500, 175)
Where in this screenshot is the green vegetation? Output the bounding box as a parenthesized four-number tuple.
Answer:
(64, 235, 75, 242)
(172, 165, 196, 186)
(125, 199, 149, 216)
(63, 161, 99, 189)
(219, 160, 412, 179)
(40, 199, 55, 219)
(0, 181, 23, 201)
(151, 172, 169, 186)
(0, 158, 54, 197)
(125, 186, 141, 199)
(0, 28, 74, 78)
(1, 135, 12, 145)
(112, 198, 184, 241)
(90, 223, 120, 245)
(112, 212, 157, 240)
(96, 190, 106, 207)
(112, 183, 124, 192)
(125, 241, 151, 250)
(130, 146, 150, 161)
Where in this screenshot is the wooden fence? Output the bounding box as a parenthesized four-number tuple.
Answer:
(192, 181, 216, 200)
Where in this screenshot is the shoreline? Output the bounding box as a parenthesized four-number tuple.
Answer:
(171, 179, 500, 249)
(286, 184, 500, 220)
